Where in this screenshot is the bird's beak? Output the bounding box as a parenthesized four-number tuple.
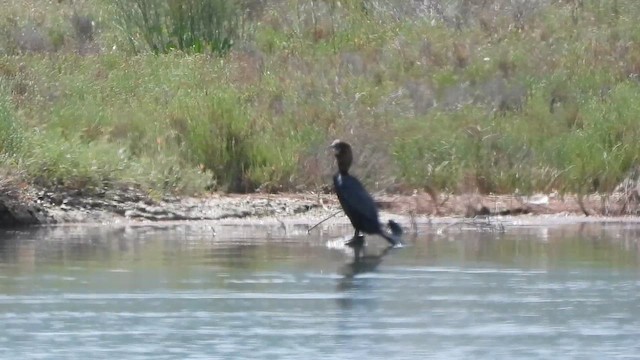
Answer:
(328, 145, 339, 155)
(329, 140, 341, 154)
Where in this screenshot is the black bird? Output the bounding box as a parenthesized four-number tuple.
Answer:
(329, 140, 403, 248)
(348, 220, 405, 260)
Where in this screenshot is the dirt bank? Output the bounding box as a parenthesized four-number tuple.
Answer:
(2, 178, 639, 228)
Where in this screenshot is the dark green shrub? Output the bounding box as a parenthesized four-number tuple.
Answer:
(115, 0, 240, 55)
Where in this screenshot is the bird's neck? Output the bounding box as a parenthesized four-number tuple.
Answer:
(337, 164, 350, 175)
(337, 156, 352, 175)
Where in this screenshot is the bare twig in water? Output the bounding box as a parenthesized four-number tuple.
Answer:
(307, 210, 342, 234)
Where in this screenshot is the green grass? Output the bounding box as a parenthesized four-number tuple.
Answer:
(1, 0, 639, 196)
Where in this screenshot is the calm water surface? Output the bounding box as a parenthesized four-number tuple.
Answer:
(1, 221, 639, 359)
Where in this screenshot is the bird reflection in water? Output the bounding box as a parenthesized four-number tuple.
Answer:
(335, 220, 404, 309)
(335, 242, 395, 310)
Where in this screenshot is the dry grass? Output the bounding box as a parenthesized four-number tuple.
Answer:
(0, 0, 639, 198)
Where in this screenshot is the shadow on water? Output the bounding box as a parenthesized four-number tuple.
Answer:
(1, 222, 640, 359)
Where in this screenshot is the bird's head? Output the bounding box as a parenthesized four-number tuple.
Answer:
(329, 139, 353, 173)
(329, 139, 350, 155)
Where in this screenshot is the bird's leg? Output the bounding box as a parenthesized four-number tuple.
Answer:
(345, 230, 364, 247)
(345, 230, 365, 262)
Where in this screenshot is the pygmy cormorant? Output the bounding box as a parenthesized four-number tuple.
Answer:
(329, 140, 403, 247)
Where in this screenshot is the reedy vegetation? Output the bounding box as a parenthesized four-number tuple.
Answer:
(0, 0, 639, 196)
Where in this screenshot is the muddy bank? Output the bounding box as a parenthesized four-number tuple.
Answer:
(16, 188, 329, 226)
(0, 193, 48, 227)
(2, 179, 640, 228)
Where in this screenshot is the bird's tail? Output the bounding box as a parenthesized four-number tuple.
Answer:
(381, 220, 404, 247)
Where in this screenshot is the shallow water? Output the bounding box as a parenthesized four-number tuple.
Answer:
(1, 221, 640, 359)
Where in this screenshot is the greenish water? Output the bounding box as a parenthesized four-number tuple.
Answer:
(0, 222, 639, 359)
